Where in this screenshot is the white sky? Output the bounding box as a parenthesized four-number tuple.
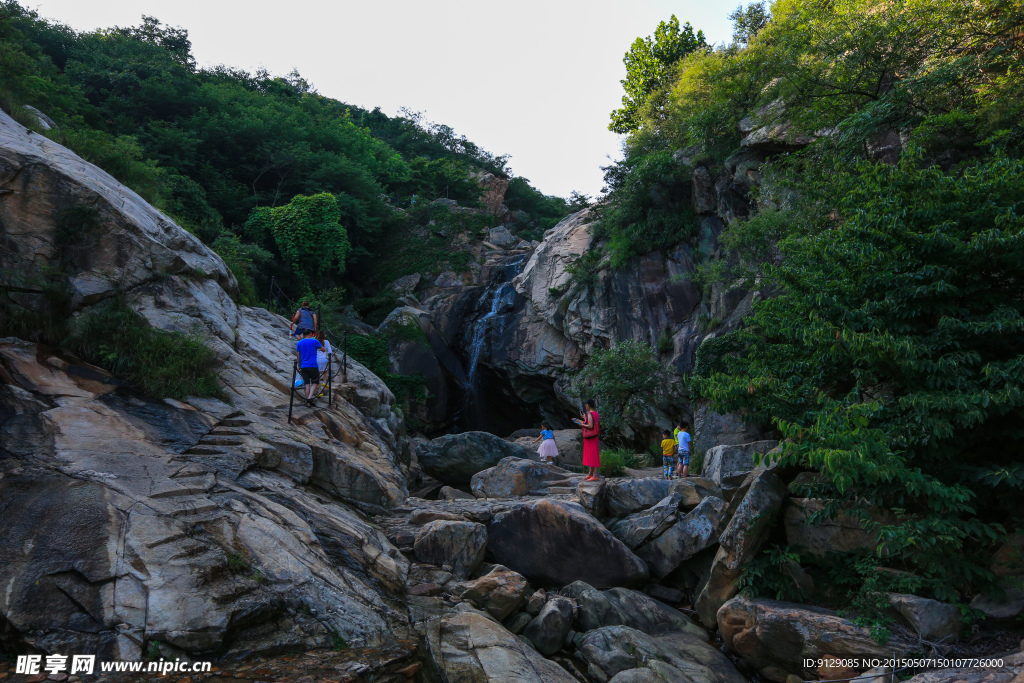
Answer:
(29, 0, 735, 198)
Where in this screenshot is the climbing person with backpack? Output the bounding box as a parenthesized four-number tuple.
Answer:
(289, 301, 317, 338)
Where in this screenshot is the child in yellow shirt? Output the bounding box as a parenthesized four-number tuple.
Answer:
(660, 430, 677, 479)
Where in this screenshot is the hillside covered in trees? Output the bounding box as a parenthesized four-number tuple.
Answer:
(0, 0, 570, 313)
(575, 0, 1024, 617)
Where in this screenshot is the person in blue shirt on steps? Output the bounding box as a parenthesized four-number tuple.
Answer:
(295, 328, 323, 407)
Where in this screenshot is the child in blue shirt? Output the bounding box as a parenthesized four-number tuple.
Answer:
(532, 421, 559, 463)
(676, 420, 692, 478)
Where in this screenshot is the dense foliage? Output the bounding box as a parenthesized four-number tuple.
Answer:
(0, 1, 569, 309)
(609, 16, 707, 135)
(698, 152, 1024, 600)
(599, 0, 1024, 605)
(244, 193, 351, 285)
(570, 340, 666, 441)
(67, 298, 223, 399)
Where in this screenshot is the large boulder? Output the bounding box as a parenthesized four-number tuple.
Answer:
(488, 225, 519, 249)
(0, 109, 234, 305)
(605, 478, 674, 517)
(970, 586, 1024, 620)
(458, 565, 530, 620)
(671, 477, 724, 508)
(423, 610, 578, 682)
(487, 499, 649, 588)
(577, 477, 608, 517)
(511, 429, 582, 466)
(414, 520, 488, 577)
(417, 431, 538, 484)
(472, 171, 511, 215)
(888, 593, 961, 643)
(783, 498, 890, 557)
(718, 596, 914, 681)
(0, 109, 421, 660)
(577, 625, 746, 683)
(696, 471, 786, 627)
(609, 493, 683, 550)
(637, 496, 730, 579)
(470, 457, 572, 498)
(560, 581, 704, 638)
(701, 440, 779, 486)
(551, 429, 583, 465)
(693, 404, 767, 457)
(522, 596, 575, 655)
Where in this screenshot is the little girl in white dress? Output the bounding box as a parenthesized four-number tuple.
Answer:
(533, 421, 559, 463)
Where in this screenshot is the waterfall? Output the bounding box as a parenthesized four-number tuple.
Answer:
(465, 282, 513, 385)
(456, 254, 527, 431)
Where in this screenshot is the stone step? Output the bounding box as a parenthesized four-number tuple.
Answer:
(220, 417, 252, 427)
(209, 427, 248, 436)
(170, 463, 209, 478)
(547, 486, 576, 495)
(200, 436, 245, 446)
(183, 450, 256, 481)
(150, 474, 216, 499)
(528, 488, 551, 496)
(168, 541, 216, 561)
(166, 498, 221, 518)
(185, 446, 228, 456)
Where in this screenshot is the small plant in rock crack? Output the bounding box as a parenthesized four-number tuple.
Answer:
(837, 558, 927, 645)
(145, 641, 161, 661)
(227, 552, 249, 573)
(331, 630, 348, 651)
(737, 545, 807, 601)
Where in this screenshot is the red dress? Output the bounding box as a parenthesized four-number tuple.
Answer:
(581, 411, 600, 467)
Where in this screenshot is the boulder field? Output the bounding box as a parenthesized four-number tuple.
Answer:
(2, 106, 1020, 682)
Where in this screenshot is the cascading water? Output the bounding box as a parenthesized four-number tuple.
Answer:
(456, 255, 528, 431)
(465, 281, 513, 386)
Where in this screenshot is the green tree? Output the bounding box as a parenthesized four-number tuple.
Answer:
(694, 151, 1024, 599)
(571, 340, 666, 439)
(609, 15, 707, 134)
(728, 2, 770, 47)
(244, 193, 350, 285)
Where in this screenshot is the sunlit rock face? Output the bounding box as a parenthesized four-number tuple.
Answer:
(0, 107, 413, 659)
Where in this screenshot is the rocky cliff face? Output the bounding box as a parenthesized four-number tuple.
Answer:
(392, 148, 773, 445)
(0, 108, 414, 661)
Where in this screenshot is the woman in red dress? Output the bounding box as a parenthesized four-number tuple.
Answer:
(578, 399, 601, 481)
